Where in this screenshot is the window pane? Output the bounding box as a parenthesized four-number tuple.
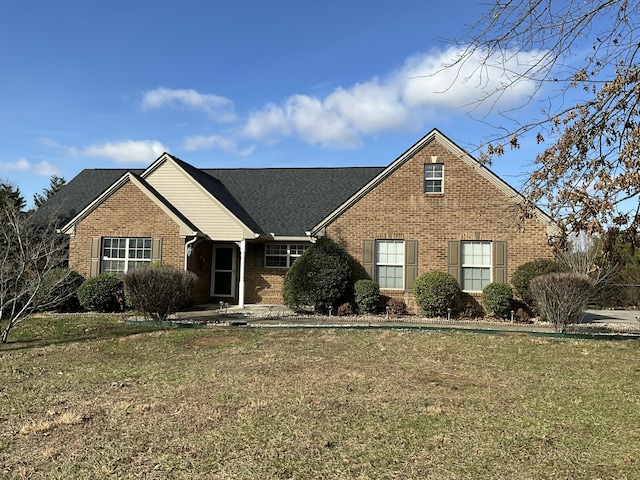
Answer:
(424, 180, 442, 193)
(265, 255, 287, 267)
(102, 259, 125, 274)
(462, 241, 491, 267)
(462, 267, 490, 291)
(213, 272, 233, 295)
(215, 247, 234, 271)
(425, 164, 443, 177)
(376, 240, 403, 265)
(377, 265, 403, 289)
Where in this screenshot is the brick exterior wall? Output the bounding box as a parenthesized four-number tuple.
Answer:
(66, 138, 555, 311)
(68, 181, 209, 304)
(324, 139, 555, 313)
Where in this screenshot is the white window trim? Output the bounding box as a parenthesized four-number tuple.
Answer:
(101, 237, 152, 274)
(265, 243, 310, 268)
(424, 163, 444, 194)
(461, 241, 492, 292)
(375, 240, 405, 290)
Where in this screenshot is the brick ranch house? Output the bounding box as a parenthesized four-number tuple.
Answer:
(46, 128, 560, 313)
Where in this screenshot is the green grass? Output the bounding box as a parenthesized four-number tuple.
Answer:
(1, 316, 640, 479)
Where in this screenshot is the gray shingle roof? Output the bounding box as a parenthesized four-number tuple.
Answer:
(202, 167, 384, 236)
(42, 161, 384, 237)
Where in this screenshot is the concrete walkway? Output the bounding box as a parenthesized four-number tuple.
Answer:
(174, 304, 640, 334)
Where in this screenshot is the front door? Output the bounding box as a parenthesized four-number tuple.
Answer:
(211, 245, 236, 297)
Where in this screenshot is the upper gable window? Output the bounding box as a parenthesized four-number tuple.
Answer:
(424, 164, 444, 194)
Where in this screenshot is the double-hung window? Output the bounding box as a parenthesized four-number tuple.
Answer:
(265, 244, 310, 268)
(375, 240, 404, 289)
(424, 164, 444, 193)
(101, 237, 152, 274)
(461, 241, 491, 291)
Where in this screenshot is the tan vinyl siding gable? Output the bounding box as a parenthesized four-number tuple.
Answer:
(144, 159, 254, 240)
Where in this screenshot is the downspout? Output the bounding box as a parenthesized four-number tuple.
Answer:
(238, 238, 246, 308)
(184, 236, 198, 271)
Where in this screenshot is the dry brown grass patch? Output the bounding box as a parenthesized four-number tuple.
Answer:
(19, 410, 86, 436)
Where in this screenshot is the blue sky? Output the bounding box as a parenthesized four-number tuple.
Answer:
(1, 1, 548, 207)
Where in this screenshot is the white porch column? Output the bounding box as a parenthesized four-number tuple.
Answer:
(237, 239, 246, 308)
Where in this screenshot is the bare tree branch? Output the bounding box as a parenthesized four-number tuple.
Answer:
(442, 0, 640, 235)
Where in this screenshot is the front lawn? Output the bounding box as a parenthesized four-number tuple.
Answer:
(1, 316, 639, 479)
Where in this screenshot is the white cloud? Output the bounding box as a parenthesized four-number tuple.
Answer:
(81, 140, 168, 164)
(0, 158, 60, 176)
(182, 135, 255, 156)
(241, 47, 544, 148)
(142, 87, 237, 122)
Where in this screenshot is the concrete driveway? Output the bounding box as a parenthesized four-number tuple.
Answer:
(583, 309, 640, 327)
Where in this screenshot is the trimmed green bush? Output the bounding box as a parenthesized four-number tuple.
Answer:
(413, 271, 462, 317)
(282, 237, 353, 314)
(530, 272, 596, 332)
(511, 258, 563, 307)
(482, 282, 513, 318)
(124, 266, 198, 322)
(354, 279, 380, 314)
(78, 273, 125, 312)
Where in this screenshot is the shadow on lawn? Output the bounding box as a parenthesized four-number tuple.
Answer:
(1, 314, 166, 351)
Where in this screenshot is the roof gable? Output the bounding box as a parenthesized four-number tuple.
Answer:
(309, 128, 560, 236)
(142, 153, 259, 239)
(59, 172, 200, 236)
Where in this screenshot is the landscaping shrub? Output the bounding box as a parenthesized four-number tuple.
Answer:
(33, 268, 85, 313)
(337, 302, 355, 316)
(386, 298, 407, 316)
(282, 237, 352, 314)
(413, 271, 461, 317)
(124, 266, 198, 322)
(511, 258, 564, 307)
(77, 273, 125, 312)
(481, 282, 513, 319)
(354, 279, 380, 314)
(529, 272, 596, 332)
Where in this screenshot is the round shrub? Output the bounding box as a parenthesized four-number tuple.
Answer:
(530, 272, 596, 332)
(78, 273, 125, 312)
(481, 282, 513, 319)
(511, 258, 563, 307)
(282, 237, 352, 314)
(413, 271, 462, 317)
(124, 266, 198, 322)
(354, 279, 380, 314)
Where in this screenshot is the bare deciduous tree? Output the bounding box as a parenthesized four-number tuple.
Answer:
(448, 0, 640, 236)
(0, 200, 75, 343)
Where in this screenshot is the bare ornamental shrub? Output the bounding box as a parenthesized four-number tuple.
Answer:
(386, 298, 407, 316)
(124, 266, 198, 322)
(529, 272, 595, 333)
(337, 302, 355, 316)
